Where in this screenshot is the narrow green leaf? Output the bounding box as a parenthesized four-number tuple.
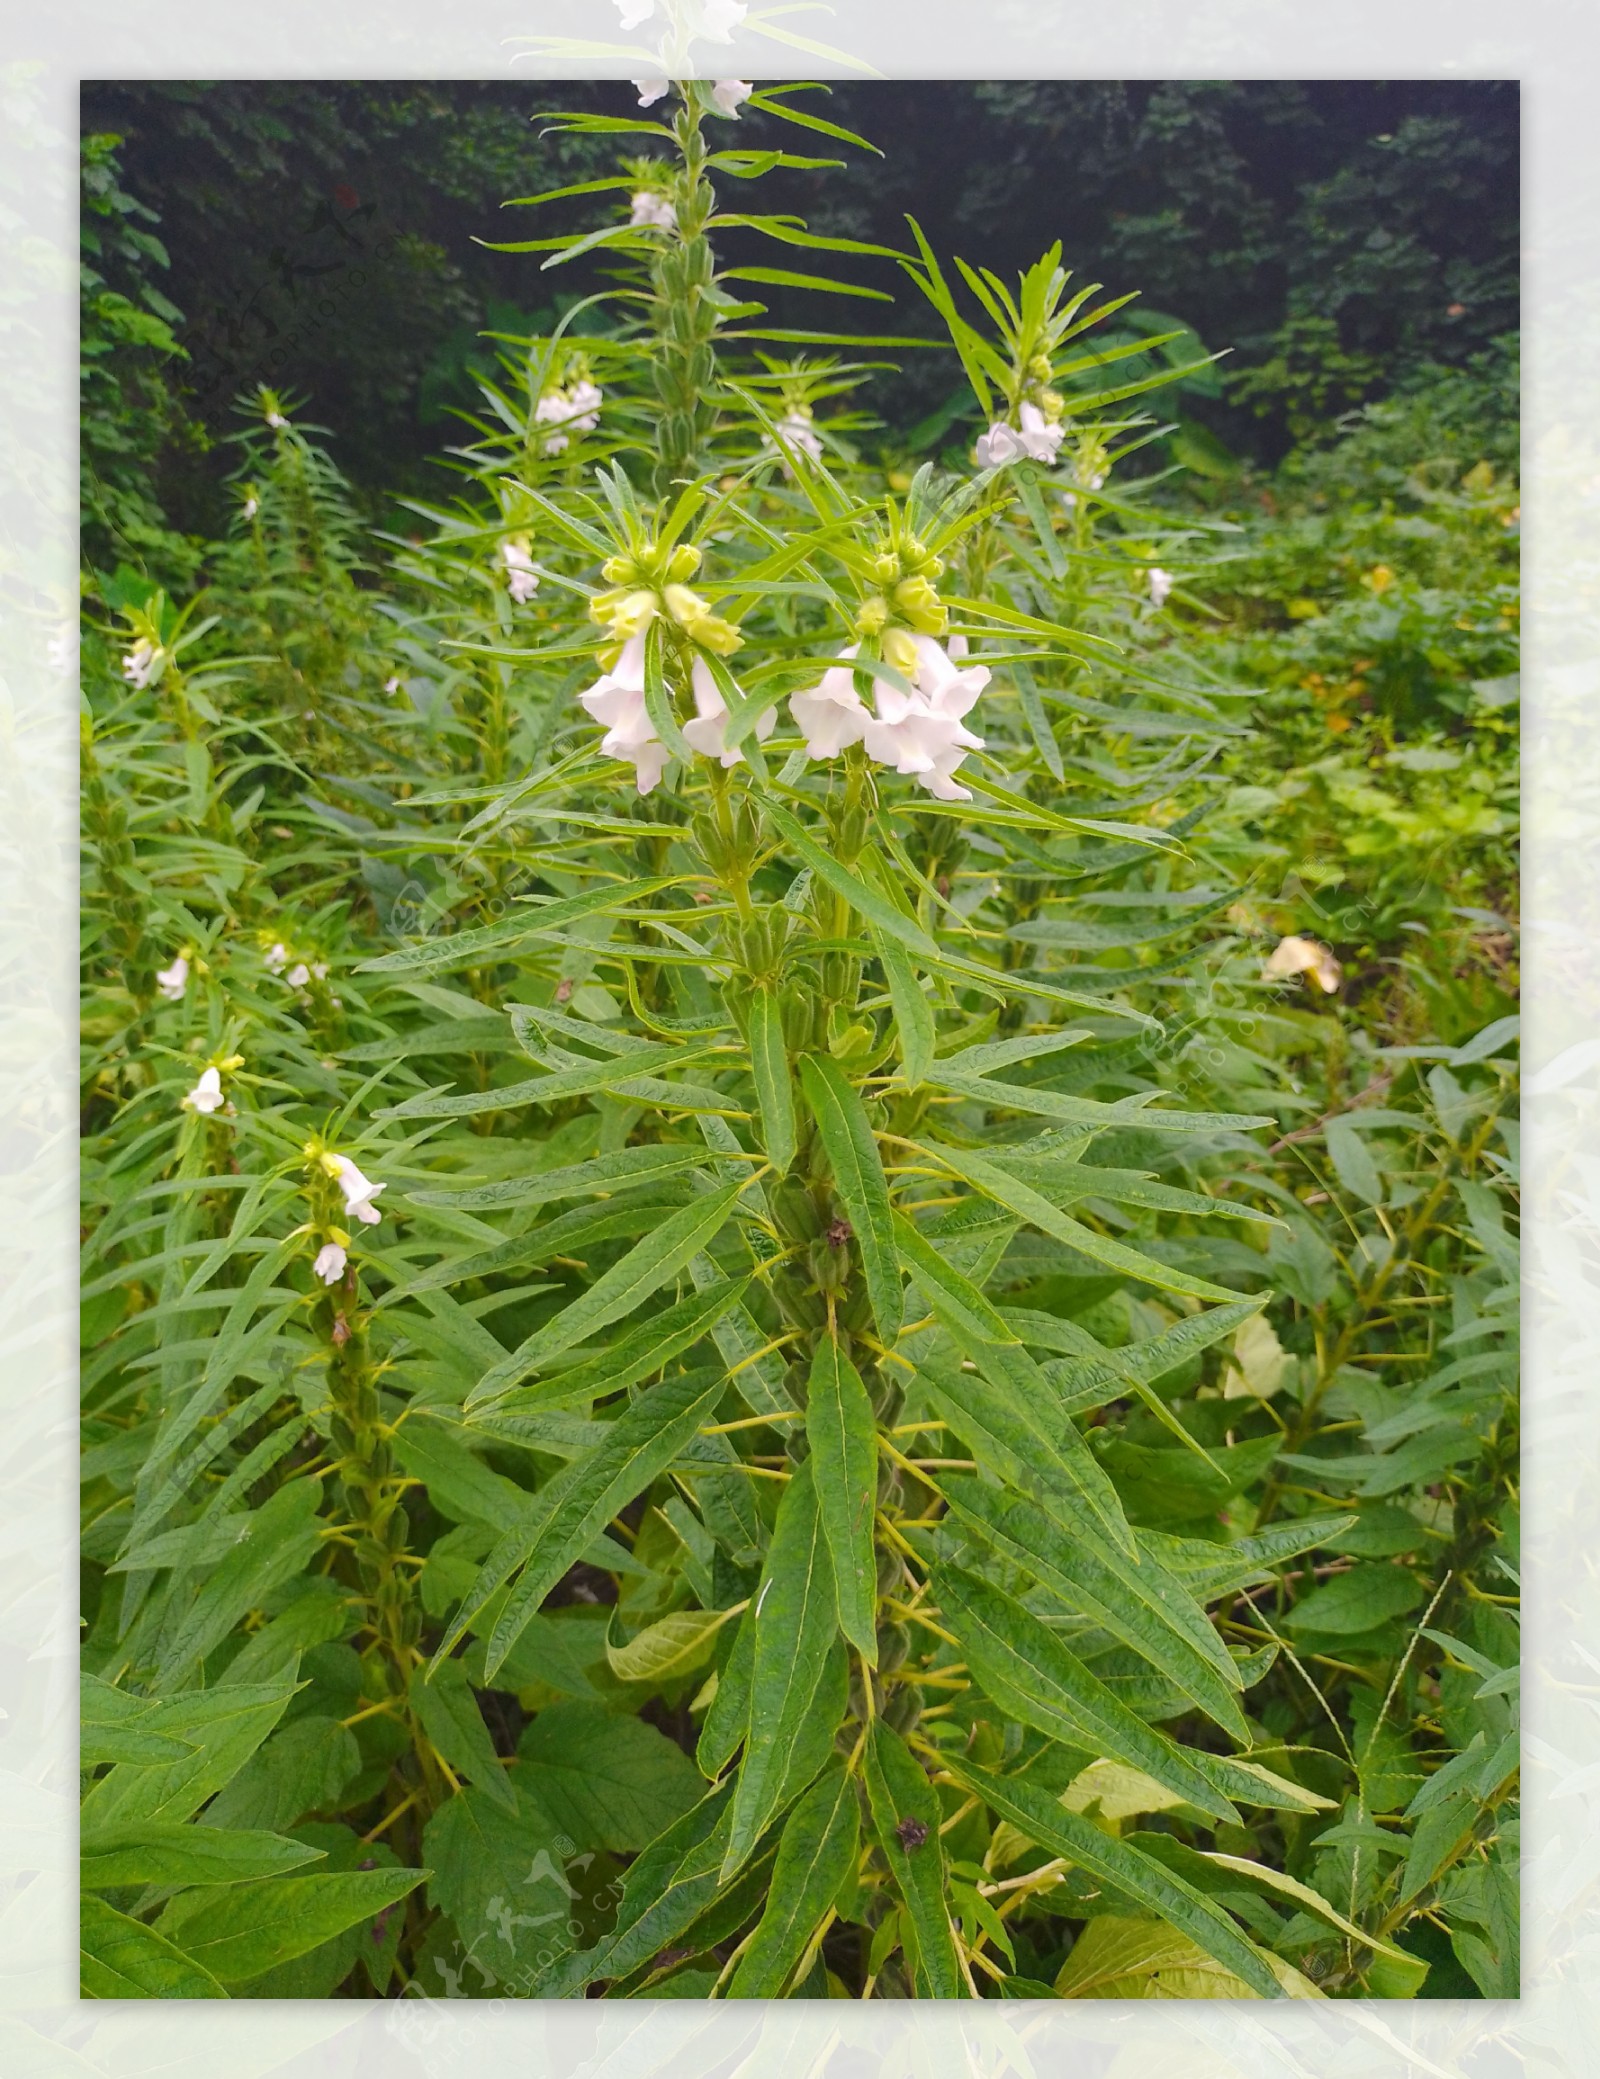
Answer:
(729, 1763, 860, 1996)
(863, 1722, 964, 1998)
(475, 1277, 749, 1416)
(723, 1460, 839, 1877)
(411, 1656, 517, 1811)
(805, 1338, 879, 1663)
(380, 1038, 728, 1120)
(410, 1142, 706, 1214)
(466, 1178, 745, 1404)
(82, 1823, 326, 1891)
(798, 1052, 903, 1343)
(943, 1758, 1281, 1999)
(892, 1209, 1019, 1345)
(355, 877, 691, 975)
(747, 989, 797, 1176)
(926, 1068, 1271, 1135)
(643, 617, 695, 764)
(763, 800, 939, 960)
(873, 927, 936, 1085)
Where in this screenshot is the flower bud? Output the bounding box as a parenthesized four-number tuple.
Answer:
(882, 626, 919, 675)
(872, 551, 900, 585)
(893, 573, 940, 617)
(663, 583, 709, 625)
(685, 610, 743, 656)
(666, 542, 702, 582)
(855, 596, 889, 636)
(1027, 352, 1053, 384)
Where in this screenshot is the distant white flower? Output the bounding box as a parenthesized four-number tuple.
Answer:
(155, 953, 189, 1001)
(681, 655, 776, 767)
(1147, 567, 1175, 608)
(616, 0, 654, 24)
(634, 78, 669, 106)
(383, 675, 401, 694)
(701, 0, 747, 36)
(975, 401, 1062, 471)
(630, 191, 678, 233)
(266, 410, 287, 430)
(286, 962, 311, 988)
(791, 636, 990, 799)
(182, 1065, 225, 1114)
(1263, 934, 1342, 994)
(122, 638, 158, 689)
(264, 942, 289, 974)
(621, 0, 746, 35)
(329, 1154, 385, 1226)
(712, 80, 753, 118)
(313, 1241, 348, 1285)
(311, 961, 329, 980)
(577, 631, 671, 796)
(767, 409, 824, 471)
(47, 626, 77, 677)
(534, 379, 603, 456)
(242, 495, 258, 520)
(499, 540, 541, 603)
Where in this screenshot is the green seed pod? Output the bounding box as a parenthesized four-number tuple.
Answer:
(877, 1622, 910, 1673)
(883, 1685, 922, 1734)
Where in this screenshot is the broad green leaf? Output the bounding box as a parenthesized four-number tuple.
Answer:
(422, 1784, 574, 1985)
(747, 988, 797, 1176)
(517, 1700, 704, 1852)
(154, 1480, 325, 1691)
(798, 1052, 903, 1342)
(805, 1338, 879, 1663)
(936, 1564, 1238, 1824)
(156, 1868, 425, 1984)
(466, 1179, 745, 1404)
(1325, 1118, 1387, 1206)
(198, 1715, 361, 1834)
(412, 1656, 516, 1811)
(926, 1143, 1243, 1303)
(81, 1822, 325, 1891)
(729, 1762, 859, 1996)
(81, 1678, 300, 1830)
(863, 1722, 964, 1998)
(943, 1757, 1281, 1998)
(763, 799, 939, 959)
(605, 1605, 738, 1685)
(81, 1897, 227, 1999)
(1283, 1564, 1426, 1636)
(873, 928, 935, 1085)
(1054, 1912, 1317, 1998)
(941, 1478, 1249, 1742)
(455, 1367, 728, 1680)
(479, 1277, 749, 1415)
(724, 1460, 839, 1877)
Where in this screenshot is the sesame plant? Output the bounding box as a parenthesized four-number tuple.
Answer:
(80, 78, 1517, 2003)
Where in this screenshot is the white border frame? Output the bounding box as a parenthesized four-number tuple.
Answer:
(8, 2, 1588, 2071)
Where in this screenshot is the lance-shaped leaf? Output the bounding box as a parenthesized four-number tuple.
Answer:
(805, 1338, 879, 1663)
(466, 1178, 745, 1405)
(411, 1142, 708, 1214)
(155, 1868, 426, 1986)
(923, 1067, 1271, 1136)
(355, 876, 693, 975)
(872, 926, 936, 1086)
(438, 1366, 727, 1678)
(82, 1822, 326, 1891)
(940, 1476, 1248, 1743)
(643, 616, 696, 764)
(919, 1345, 1136, 1560)
(892, 1210, 1020, 1347)
(723, 1459, 839, 1877)
(471, 1276, 749, 1416)
(763, 799, 939, 960)
(798, 1052, 903, 1343)
(730, 1762, 860, 1996)
(935, 1565, 1239, 1825)
(925, 1143, 1242, 1304)
(863, 1721, 964, 1998)
(410, 1655, 516, 1811)
(1133, 1833, 1413, 1962)
(747, 988, 796, 1176)
(381, 1038, 729, 1121)
(81, 1898, 228, 1999)
(940, 1757, 1282, 2000)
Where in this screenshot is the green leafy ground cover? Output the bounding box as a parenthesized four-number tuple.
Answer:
(79, 81, 1518, 2002)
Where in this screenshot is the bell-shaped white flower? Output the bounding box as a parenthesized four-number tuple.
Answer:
(1263, 935, 1341, 994)
(712, 80, 753, 118)
(974, 422, 1028, 471)
(701, 0, 747, 36)
(1147, 566, 1175, 607)
(329, 1154, 385, 1226)
(313, 1241, 348, 1285)
(766, 409, 824, 474)
(630, 191, 678, 233)
(122, 638, 159, 689)
(577, 632, 671, 795)
(859, 635, 990, 801)
(155, 953, 189, 1001)
(182, 1065, 226, 1114)
(790, 646, 870, 759)
(975, 402, 1063, 471)
(264, 942, 289, 974)
(681, 656, 776, 768)
(499, 540, 541, 603)
(1016, 401, 1064, 463)
(286, 962, 311, 988)
(634, 77, 669, 105)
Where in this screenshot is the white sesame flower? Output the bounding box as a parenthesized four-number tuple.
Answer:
(242, 495, 258, 520)
(567, 378, 603, 431)
(155, 953, 189, 1001)
(1016, 401, 1064, 464)
(499, 540, 541, 603)
(122, 638, 159, 689)
(767, 409, 824, 472)
(384, 675, 401, 694)
(974, 422, 1028, 471)
(313, 1241, 348, 1285)
(182, 1066, 225, 1114)
(859, 635, 989, 801)
(264, 942, 289, 973)
(329, 1154, 385, 1226)
(286, 962, 311, 988)
(630, 191, 678, 233)
(681, 656, 776, 768)
(1263, 935, 1342, 994)
(700, 0, 747, 36)
(975, 402, 1062, 471)
(634, 78, 670, 106)
(790, 646, 870, 759)
(1147, 567, 1175, 608)
(311, 961, 329, 980)
(266, 410, 287, 430)
(577, 632, 671, 796)
(712, 80, 753, 118)
(616, 0, 654, 24)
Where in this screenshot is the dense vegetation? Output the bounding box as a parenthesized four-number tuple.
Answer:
(80, 79, 1518, 2003)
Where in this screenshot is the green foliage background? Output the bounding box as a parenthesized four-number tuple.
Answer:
(79, 79, 1517, 2005)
